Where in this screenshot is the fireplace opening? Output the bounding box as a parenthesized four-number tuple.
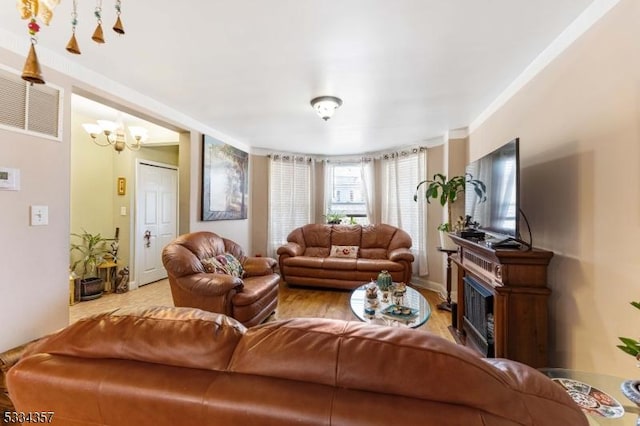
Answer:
(463, 276, 494, 357)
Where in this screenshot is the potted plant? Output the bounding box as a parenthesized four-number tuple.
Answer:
(70, 230, 112, 300)
(414, 173, 486, 249)
(617, 301, 640, 404)
(325, 211, 345, 225)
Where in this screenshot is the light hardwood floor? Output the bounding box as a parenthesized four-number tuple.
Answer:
(70, 279, 455, 342)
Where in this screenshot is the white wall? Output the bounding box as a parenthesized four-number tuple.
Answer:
(470, 0, 640, 377)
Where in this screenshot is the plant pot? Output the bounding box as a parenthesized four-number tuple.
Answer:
(79, 277, 104, 301)
(439, 231, 457, 250)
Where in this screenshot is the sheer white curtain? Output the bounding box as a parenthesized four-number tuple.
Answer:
(267, 154, 315, 258)
(381, 148, 428, 276)
(360, 158, 376, 224)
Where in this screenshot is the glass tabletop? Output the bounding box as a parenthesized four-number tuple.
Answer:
(539, 368, 640, 425)
(349, 282, 431, 328)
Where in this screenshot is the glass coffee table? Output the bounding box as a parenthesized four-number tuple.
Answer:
(540, 368, 640, 425)
(349, 282, 431, 328)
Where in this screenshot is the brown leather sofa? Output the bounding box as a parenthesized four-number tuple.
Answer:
(277, 224, 414, 289)
(6, 306, 587, 425)
(162, 231, 279, 327)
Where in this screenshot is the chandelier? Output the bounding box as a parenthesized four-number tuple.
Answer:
(310, 96, 343, 121)
(82, 120, 147, 153)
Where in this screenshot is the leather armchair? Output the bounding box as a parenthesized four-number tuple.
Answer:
(162, 231, 279, 327)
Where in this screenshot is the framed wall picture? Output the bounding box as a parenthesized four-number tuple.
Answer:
(201, 135, 248, 221)
(117, 177, 126, 196)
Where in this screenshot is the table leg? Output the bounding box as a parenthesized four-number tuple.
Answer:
(437, 253, 453, 312)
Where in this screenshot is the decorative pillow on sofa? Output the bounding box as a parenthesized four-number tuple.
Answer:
(202, 253, 245, 278)
(329, 245, 359, 258)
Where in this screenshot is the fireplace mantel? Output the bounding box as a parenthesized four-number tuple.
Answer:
(449, 234, 553, 368)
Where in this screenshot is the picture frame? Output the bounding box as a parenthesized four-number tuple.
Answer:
(201, 135, 248, 221)
(117, 177, 126, 196)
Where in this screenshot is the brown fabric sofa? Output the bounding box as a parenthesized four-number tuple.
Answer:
(6, 306, 587, 426)
(277, 224, 414, 289)
(162, 231, 279, 327)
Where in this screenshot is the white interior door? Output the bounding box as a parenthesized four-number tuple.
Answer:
(136, 161, 178, 286)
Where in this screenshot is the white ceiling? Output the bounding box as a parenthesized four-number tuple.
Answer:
(0, 1, 601, 155)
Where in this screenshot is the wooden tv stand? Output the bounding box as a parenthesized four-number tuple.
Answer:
(448, 234, 553, 368)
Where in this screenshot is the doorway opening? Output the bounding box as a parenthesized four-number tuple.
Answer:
(70, 93, 182, 309)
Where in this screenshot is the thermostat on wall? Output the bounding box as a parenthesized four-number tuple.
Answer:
(0, 167, 20, 191)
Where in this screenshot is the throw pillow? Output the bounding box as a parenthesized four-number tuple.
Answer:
(202, 253, 245, 278)
(329, 245, 359, 258)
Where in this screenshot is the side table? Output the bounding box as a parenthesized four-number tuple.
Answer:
(97, 261, 118, 293)
(436, 247, 457, 312)
(540, 368, 639, 425)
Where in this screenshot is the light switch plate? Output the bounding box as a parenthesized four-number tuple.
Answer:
(30, 205, 48, 226)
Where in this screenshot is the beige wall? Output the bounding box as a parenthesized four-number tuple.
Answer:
(0, 49, 71, 351)
(470, 0, 639, 377)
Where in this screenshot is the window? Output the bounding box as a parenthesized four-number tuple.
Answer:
(325, 163, 369, 225)
(268, 155, 315, 257)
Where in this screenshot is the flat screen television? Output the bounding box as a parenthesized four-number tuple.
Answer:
(465, 138, 520, 242)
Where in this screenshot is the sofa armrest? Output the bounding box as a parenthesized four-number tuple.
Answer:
(174, 273, 244, 297)
(388, 247, 415, 262)
(243, 256, 277, 277)
(277, 242, 303, 257)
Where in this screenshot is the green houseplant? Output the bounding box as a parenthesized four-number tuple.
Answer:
(414, 173, 486, 248)
(617, 301, 640, 360)
(70, 230, 113, 300)
(325, 211, 345, 225)
(617, 301, 640, 404)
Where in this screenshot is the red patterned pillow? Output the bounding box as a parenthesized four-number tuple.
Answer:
(329, 245, 359, 258)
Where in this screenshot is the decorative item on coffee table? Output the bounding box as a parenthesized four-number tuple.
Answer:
(377, 270, 392, 302)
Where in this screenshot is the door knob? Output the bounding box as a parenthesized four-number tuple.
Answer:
(143, 230, 152, 248)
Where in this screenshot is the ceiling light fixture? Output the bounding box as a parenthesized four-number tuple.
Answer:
(310, 96, 342, 121)
(82, 120, 148, 153)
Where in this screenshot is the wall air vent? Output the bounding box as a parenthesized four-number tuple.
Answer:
(0, 66, 62, 140)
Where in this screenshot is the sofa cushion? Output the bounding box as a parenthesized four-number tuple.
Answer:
(361, 224, 397, 249)
(281, 256, 325, 269)
(323, 257, 358, 270)
(21, 307, 246, 371)
(330, 225, 362, 246)
(301, 224, 331, 257)
(356, 258, 404, 272)
(330, 245, 359, 258)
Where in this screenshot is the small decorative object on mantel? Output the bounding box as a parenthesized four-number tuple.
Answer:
(617, 300, 640, 405)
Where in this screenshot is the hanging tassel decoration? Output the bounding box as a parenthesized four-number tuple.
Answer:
(21, 9, 45, 85)
(92, 2, 105, 43)
(112, 0, 124, 35)
(66, 0, 81, 54)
